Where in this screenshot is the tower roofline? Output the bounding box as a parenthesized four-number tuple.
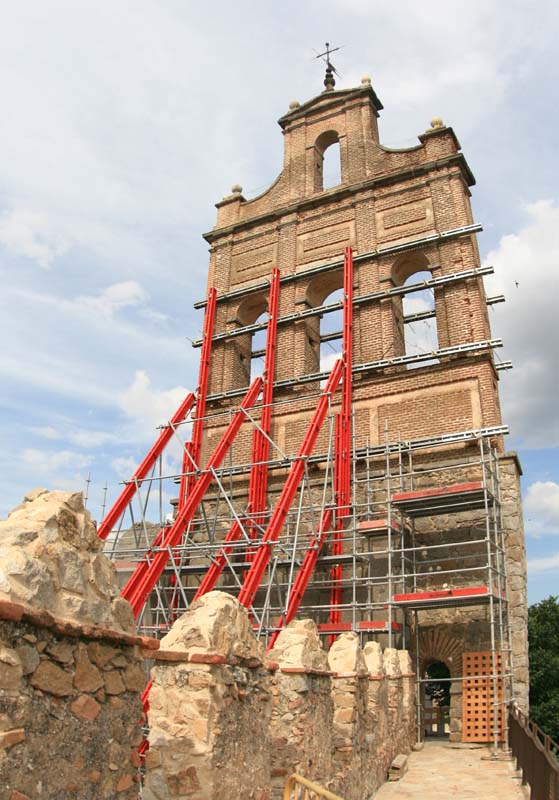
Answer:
(278, 82, 383, 129)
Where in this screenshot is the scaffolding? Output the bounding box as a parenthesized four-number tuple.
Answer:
(100, 247, 512, 751)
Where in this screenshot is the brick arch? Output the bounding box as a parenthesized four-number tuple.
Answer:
(236, 291, 269, 326)
(417, 628, 464, 678)
(391, 251, 432, 287)
(305, 268, 344, 308)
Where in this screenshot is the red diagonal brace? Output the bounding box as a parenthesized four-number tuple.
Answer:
(193, 268, 281, 599)
(267, 507, 333, 650)
(237, 360, 343, 611)
(193, 518, 244, 601)
(178, 287, 217, 509)
(122, 376, 263, 617)
(97, 390, 196, 541)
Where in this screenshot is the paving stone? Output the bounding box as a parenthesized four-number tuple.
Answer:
(374, 741, 526, 799)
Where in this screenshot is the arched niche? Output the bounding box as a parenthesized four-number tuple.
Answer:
(313, 130, 342, 192)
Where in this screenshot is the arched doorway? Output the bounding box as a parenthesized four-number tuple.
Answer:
(415, 628, 464, 742)
(423, 660, 451, 737)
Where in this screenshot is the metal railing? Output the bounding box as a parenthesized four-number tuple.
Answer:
(509, 705, 559, 799)
(283, 774, 344, 800)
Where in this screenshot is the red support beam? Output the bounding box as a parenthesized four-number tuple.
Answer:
(97, 391, 196, 541)
(237, 359, 344, 611)
(193, 518, 244, 601)
(267, 507, 333, 650)
(247, 268, 280, 557)
(329, 247, 353, 631)
(178, 287, 217, 510)
(192, 268, 281, 600)
(121, 376, 263, 617)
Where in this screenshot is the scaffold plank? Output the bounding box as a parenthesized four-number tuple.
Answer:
(393, 586, 490, 608)
(391, 481, 489, 516)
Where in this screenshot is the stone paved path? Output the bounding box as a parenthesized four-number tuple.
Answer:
(374, 740, 526, 799)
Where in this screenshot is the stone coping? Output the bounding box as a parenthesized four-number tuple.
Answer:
(331, 671, 370, 679)
(278, 666, 333, 676)
(0, 599, 159, 651)
(144, 646, 279, 671)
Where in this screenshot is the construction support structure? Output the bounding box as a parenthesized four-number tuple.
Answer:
(102, 249, 512, 750)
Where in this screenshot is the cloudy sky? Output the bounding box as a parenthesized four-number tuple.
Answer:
(1, 1, 557, 603)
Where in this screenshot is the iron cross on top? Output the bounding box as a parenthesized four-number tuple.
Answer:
(314, 42, 343, 90)
(314, 42, 342, 71)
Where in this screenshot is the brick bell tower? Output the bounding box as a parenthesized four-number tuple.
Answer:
(187, 69, 529, 743)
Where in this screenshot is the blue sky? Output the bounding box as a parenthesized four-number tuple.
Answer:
(0, 1, 557, 604)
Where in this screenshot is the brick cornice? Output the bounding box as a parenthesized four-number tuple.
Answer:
(204, 154, 475, 244)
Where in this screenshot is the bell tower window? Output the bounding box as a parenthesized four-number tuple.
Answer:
(314, 130, 342, 192)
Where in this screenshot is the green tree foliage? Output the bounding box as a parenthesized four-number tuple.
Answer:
(528, 595, 559, 743)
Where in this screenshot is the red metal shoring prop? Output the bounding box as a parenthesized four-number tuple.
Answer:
(247, 268, 280, 559)
(193, 268, 281, 599)
(169, 288, 217, 616)
(178, 287, 217, 510)
(266, 507, 333, 650)
(329, 246, 353, 641)
(97, 391, 196, 541)
(121, 376, 264, 618)
(237, 359, 344, 611)
(265, 247, 354, 650)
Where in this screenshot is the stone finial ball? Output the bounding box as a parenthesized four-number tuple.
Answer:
(430, 116, 444, 129)
(289, 100, 300, 110)
(361, 75, 372, 86)
(231, 184, 243, 194)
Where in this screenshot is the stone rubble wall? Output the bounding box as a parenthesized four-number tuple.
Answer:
(268, 620, 333, 798)
(328, 633, 371, 800)
(0, 490, 151, 800)
(0, 489, 134, 632)
(0, 488, 418, 800)
(144, 592, 273, 800)
(363, 641, 390, 792)
(145, 601, 417, 800)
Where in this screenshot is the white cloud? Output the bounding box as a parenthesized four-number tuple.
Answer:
(19, 448, 93, 492)
(0, 209, 68, 269)
(76, 281, 149, 319)
(30, 425, 114, 448)
(21, 448, 92, 472)
(527, 553, 559, 575)
(484, 200, 559, 447)
(30, 426, 60, 440)
(524, 481, 559, 537)
(0, 282, 190, 409)
(111, 456, 139, 480)
(118, 370, 191, 438)
(67, 430, 115, 448)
